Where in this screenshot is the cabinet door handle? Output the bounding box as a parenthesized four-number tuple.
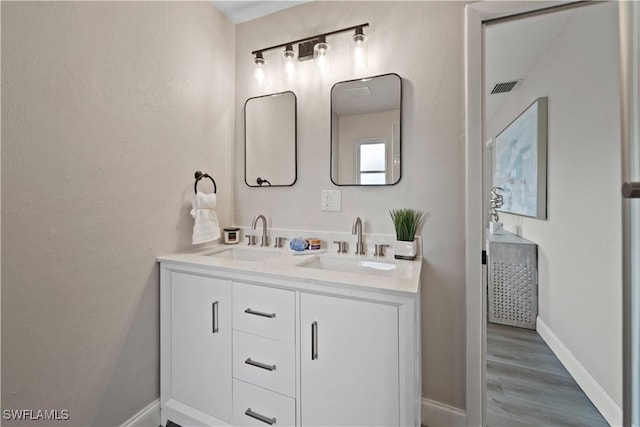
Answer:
(212, 301, 219, 334)
(245, 357, 276, 371)
(311, 321, 318, 360)
(244, 308, 276, 318)
(245, 408, 276, 425)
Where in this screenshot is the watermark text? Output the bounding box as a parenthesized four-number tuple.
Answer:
(3, 409, 70, 421)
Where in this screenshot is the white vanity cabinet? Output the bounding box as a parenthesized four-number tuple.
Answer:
(300, 293, 400, 426)
(160, 258, 421, 427)
(161, 271, 232, 426)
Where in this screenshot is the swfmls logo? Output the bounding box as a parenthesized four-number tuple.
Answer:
(3, 409, 70, 421)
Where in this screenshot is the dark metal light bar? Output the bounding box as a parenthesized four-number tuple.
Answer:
(251, 23, 369, 56)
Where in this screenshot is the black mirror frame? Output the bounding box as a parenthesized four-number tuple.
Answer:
(330, 73, 402, 187)
(244, 90, 298, 188)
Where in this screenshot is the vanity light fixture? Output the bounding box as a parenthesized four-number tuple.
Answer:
(351, 26, 368, 70)
(282, 44, 297, 81)
(254, 51, 267, 87)
(251, 23, 369, 83)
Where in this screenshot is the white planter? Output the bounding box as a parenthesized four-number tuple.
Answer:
(394, 240, 417, 260)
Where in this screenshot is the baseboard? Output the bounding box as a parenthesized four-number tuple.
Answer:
(422, 398, 466, 427)
(120, 399, 160, 427)
(129, 396, 463, 427)
(536, 317, 622, 426)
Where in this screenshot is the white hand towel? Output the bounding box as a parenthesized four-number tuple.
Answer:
(190, 191, 221, 245)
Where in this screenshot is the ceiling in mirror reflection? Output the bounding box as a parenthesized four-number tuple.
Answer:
(332, 77, 401, 116)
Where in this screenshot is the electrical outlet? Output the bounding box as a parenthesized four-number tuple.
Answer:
(321, 190, 341, 211)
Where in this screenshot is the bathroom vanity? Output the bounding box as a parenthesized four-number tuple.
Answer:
(159, 244, 421, 427)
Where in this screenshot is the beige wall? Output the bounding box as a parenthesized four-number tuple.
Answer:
(486, 2, 622, 407)
(1, 2, 235, 425)
(234, 1, 466, 410)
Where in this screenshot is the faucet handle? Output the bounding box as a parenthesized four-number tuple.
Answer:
(273, 237, 287, 248)
(374, 243, 391, 257)
(333, 241, 348, 254)
(245, 235, 256, 246)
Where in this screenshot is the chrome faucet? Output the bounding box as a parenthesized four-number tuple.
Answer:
(251, 214, 269, 247)
(352, 217, 366, 255)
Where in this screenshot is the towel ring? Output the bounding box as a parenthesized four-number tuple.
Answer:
(194, 170, 217, 194)
(256, 177, 271, 186)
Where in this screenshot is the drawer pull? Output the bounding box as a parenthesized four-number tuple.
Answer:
(245, 408, 276, 425)
(245, 308, 276, 318)
(212, 301, 219, 334)
(311, 321, 318, 360)
(245, 357, 277, 371)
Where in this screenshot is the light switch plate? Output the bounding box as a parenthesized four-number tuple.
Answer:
(321, 190, 341, 211)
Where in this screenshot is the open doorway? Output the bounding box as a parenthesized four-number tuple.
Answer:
(466, 2, 626, 425)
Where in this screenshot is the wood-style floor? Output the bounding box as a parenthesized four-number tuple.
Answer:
(486, 323, 609, 427)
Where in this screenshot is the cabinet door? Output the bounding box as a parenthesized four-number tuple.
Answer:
(171, 272, 232, 422)
(300, 293, 399, 426)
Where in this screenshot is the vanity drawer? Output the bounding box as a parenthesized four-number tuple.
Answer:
(233, 283, 295, 343)
(232, 379, 296, 427)
(233, 331, 295, 397)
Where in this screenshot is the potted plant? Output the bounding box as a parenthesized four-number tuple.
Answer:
(390, 208, 424, 260)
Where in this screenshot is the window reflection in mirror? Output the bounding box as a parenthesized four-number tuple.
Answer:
(244, 91, 297, 187)
(331, 73, 402, 186)
(358, 140, 386, 184)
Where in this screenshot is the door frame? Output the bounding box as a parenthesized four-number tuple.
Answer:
(464, 2, 591, 425)
(619, 2, 640, 426)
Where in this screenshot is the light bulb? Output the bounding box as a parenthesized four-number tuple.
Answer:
(313, 35, 332, 74)
(351, 27, 368, 70)
(254, 52, 267, 87)
(282, 44, 297, 82)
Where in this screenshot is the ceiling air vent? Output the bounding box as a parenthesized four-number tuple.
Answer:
(490, 80, 522, 95)
(347, 86, 372, 97)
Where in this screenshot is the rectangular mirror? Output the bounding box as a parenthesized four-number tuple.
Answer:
(331, 73, 402, 186)
(244, 91, 297, 187)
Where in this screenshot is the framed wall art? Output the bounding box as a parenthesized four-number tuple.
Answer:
(493, 97, 548, 219)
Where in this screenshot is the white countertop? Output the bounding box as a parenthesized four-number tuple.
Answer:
(158, 244, 421, 295)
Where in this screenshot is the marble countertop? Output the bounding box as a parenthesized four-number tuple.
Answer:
(158, 244, 421, 295)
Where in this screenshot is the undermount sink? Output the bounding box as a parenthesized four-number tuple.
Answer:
(207, 248, 274, 262)
(299, 256, 397, 276)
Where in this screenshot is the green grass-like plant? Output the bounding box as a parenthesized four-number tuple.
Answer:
(390, 208, 424, 242)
